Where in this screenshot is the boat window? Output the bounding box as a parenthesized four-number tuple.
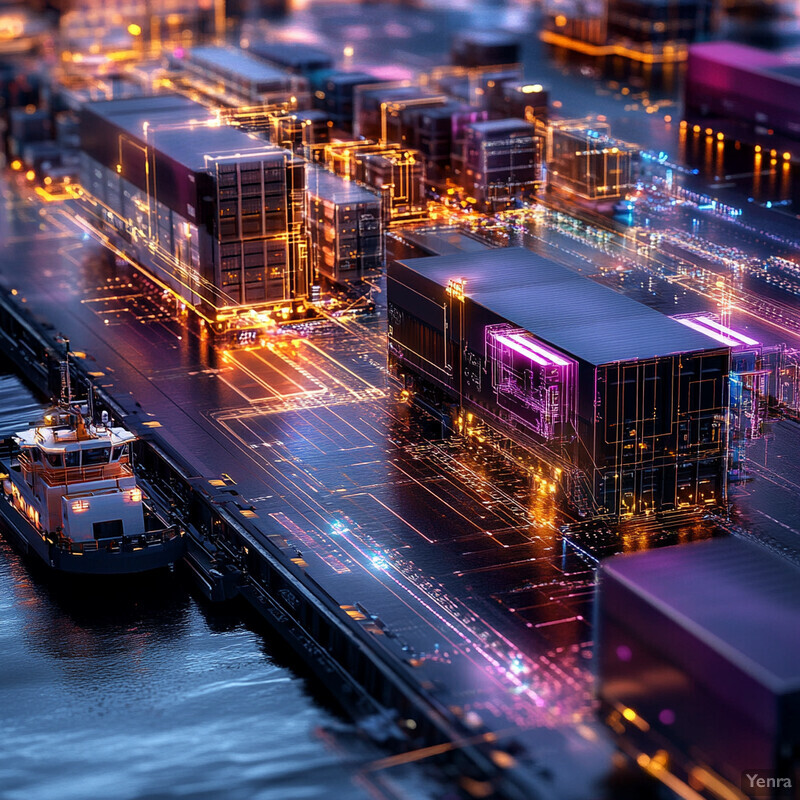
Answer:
(44, 451, 63, 468)
(28, 447, 41, 463)
(83, 446, 111, 466)
(93, 519, 123, 540)
(64, 450, 80, 468)
(111, 444, 129, 461)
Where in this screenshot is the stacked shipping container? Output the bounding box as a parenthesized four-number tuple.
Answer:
(388, 247, 730, 516)
(78, 94, 308, 327)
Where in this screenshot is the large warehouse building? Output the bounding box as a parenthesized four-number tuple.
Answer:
(78, 94, 308, 337)
(388, 247, 730, 516)
(597, 538, 800, 797)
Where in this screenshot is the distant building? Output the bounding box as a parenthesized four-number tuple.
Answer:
(425, 66, 524, 110)
(606, 0, 715, 44)
(461, 119, 543, 212)
(306, 168, 382, 286)
(272, 110, 331, 156)
(547, 120, 636, 204)
(539, 0, 712, 71)
(485, 81, 549, 126)
(309, 70, 382, 133)
(598, 538, 800, 797)
(353, 84, 442, 142)
(360, 149, 427, 223)
(392, 102, 488, 186)
(388, 247, 730, 516)
(323, 141, 427, 223)
(248, 42, 334, 76)
(450, 31, 521, 69)
(686, 41, 800, 142)
(176, 46, 303, 107)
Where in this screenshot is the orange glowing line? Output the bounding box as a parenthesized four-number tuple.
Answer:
(539, 30, 687, 63)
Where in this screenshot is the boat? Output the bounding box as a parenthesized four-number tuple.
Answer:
(0, 365, 185, 575)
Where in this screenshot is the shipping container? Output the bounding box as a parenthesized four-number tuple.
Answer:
(388, 247, 729, 516)
(306, 167, 382, 285)
(248, 42, 334, 76)
(353, 84, 440, 141)
(77, 94, 309, 331)
(685, 42, 800, 141)
(598, 538, 800, 798)
(310, 70, 382, 133)
(175, 46, 303, 107)
(461, 118, 543, 211)
(450, 31, 521, 69)
(547, 122, 636, 202)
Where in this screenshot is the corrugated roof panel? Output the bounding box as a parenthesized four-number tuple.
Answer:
(185, 46, 292, 85)
(84, 95, 287, 172)
(394, 247, 719, 364)
(401, 228, 492, 256)
(307, 167, 379, 204)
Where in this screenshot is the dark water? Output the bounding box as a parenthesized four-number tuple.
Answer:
(0, 374, 426, 800)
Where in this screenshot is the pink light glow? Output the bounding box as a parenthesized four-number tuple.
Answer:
(508, 334, 570, 366)
(694, 316, 759, 346)
(674, 317, 739, 346)
(495, 334, 550, 366)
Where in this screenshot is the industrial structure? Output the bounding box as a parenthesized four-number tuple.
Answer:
(323, 140, 427, 223)
(539, 0, 712, 68)
(248, 41, 334, 76)
(308, 70, 382, 133)
(461, 119, 543, 212)
(686, 41, 800, 143)
(598, 538, 800, 799)
(605, 0, 715, 45)
(547, 119, 636, 205)
(450, 30, 521, 69)
(78, 94, 309, 340)
(305, 167, 382, 286)
(388, 247, 730, 517)
(174, 46, 304, 107)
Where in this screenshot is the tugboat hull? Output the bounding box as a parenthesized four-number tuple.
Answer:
(0, 492, 185, 576)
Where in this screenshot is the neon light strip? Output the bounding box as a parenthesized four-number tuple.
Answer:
(694, 316, 759, 346)
(508, 333, 570, 366)
(495, 334, 550, 366)
(674, 317, 739, 346)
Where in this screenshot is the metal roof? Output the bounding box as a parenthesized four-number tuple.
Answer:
(321, 70, 380, 88)
(401, 228, 492, 257)
(467, 118, 535, 135)
(84, 95, 288, 172)
(248, 42, 333, 71)
(307, 167, 378, 204)
(184, 46, 292, 85)
(601, 537, 800, 694)
(394, 247, 721, 364)
(452, 30, 519, 47)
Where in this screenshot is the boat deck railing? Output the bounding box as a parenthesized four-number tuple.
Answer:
(20, 453, 133, 486)
(54, 526, 181, 555)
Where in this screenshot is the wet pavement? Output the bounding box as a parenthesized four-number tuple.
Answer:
(2, 3, 800, 795)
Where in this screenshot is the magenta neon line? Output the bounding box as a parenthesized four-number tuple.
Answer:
(508, 333, 570, 366)
(674, 317, 739, 346)
(495, 334, 550, 365)
(694, 316, 759, 346)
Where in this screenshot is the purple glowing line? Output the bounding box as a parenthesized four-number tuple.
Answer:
(674, 317, 739, 346)
(694, 316, 759, 346)
(495, 334, 550, 365)
(508, 333, 570, 366)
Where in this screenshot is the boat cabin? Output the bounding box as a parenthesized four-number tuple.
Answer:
(10, 410, 145, 543)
